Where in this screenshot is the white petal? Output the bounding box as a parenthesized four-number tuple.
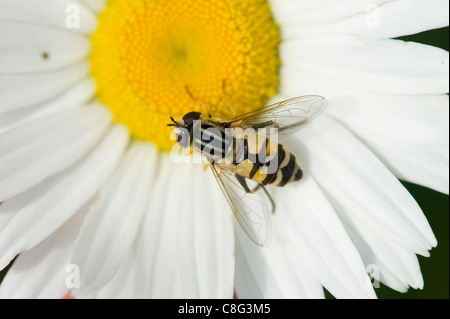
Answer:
(281, 36, 449, 95)
(344, 219, 425, 291)
(235, 235, 323, 299)
(71, 141, 159, 297)
(235, 180, 337, 299)
(292, 116, 436, 289)
(0, 125, 129, 270)
(134, 157, 184, 298)
(279, 63, 449, 194)
(278, 0, 449, 38)
(0, 23, 90, 74)
(0, 104, 112, 201)
(0, 78, 95, 134)
(234, 242, 264, 299)
(235, 215, 327, 298)
(348, 129, 449, 195)
(86, 245, 137, 299)
(270, 0, 390, 26)
(234, 232, 287, 298)
(0, 0, 98, 34)
(333, 92, 448, 194)
(280, 72, 448, 146)
(0, 201, 90, 299)
(0, 62, 90, 114)
(326, 93, 449, 146)
(177, 163, 235, 299)
(274, 176, 377, 298)
(304, 116, 437, 251)
(80, 0, 107, 13)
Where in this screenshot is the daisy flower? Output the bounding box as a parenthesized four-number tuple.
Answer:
(0, 0, 448, 299)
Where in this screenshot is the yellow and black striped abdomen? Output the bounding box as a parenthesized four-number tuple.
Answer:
(230, 134, 303, 187)
(261, 145, 303, 187)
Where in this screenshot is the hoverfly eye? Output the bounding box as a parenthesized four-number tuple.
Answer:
(175, 129, 191, 148)
(182, 111, 202, 126)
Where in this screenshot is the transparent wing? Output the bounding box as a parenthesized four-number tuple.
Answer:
(210, 163, 273, 247)
(226, 95, 328, 137)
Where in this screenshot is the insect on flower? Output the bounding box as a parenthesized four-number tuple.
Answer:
(168, 95, 328, 246)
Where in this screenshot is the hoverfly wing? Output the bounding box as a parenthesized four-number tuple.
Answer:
(226, 95, 328, 138)
(210, 163, 272, 247)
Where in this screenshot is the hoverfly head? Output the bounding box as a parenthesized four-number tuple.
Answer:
(167, 112, 203, 149)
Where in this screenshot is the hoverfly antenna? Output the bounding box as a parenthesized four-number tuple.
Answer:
(167, 116, 177, 127)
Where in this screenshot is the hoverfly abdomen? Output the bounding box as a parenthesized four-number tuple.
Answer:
(276, 149, 303, 187)
(239, 137, 302, 188)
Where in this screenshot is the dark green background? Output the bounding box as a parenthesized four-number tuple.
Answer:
(0, 28, 448, 299)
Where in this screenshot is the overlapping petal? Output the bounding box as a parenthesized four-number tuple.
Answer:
(0, 105, 112, 202)
(0, 0, 447, 300)
(177, 163, 235, 298)
(133, 158, 184, 298)
(279, 35, 449, 193)
(70, 141, 158, 297)
(0, 125, 128, 270)
(287, 116, 437, 291)
(272, 0, 449, 39)
(0, 202, 91, 299)
(0, 0, 98, 33)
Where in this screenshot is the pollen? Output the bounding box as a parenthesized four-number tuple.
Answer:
(90, 0, 281, 151)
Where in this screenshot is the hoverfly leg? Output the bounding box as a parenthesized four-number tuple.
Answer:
(185, 85, 212, 117)
(261, 185, 276, 215)
(225, 100, 235, 119)
(221, 79, 236, 119)
(235, 174, 259, 193)
(249, 120, 275, 129)
(235, 175, 276, 215)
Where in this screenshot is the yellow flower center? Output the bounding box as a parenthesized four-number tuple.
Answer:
(90, 0, 281, 151)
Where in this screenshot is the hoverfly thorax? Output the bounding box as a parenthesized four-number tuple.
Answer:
(167, 111, 203, 149)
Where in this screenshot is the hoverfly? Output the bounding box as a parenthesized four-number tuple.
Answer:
(168, 95, 328, 246)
